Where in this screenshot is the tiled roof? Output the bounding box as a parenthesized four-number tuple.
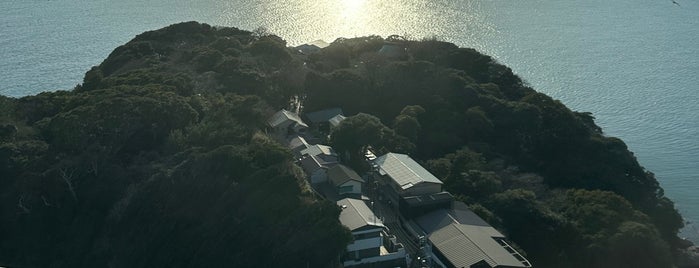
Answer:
(374, 153, 442, 190)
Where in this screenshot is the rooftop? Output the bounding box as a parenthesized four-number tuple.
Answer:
(414, 204, 531, 268)
(305, 108, 344, 124)
(329, 164, 365, 186)
(267, 109, 308, 128)
(374, 153, 443, 190)
(287, 135, 310, 156)
(300, 144, 336, 157)
(299, 154, 336, 174)
(337, 198, 385, 231)
(402, 191, 454, 206)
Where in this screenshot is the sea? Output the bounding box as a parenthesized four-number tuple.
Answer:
(1, 0, 697, 242)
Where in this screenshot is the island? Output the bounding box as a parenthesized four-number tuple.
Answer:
(0, 21, 696, 268)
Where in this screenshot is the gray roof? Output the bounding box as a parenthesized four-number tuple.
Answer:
(329, 165, 365, 186)
(374, 153, 443, 190)
(287, 135, 310, 156)
(268, 109, 308, 128)
(329, 114, 347, 127)
(305, 108, 344, 124)
(337, 198, 385, 231)
(299, 154, 335, 174)
(300, 144, 336, 157)
(415, 206, 530, 268)
(402, 191, 454, 207)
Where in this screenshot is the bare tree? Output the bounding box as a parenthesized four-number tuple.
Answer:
(59, 167, 78, 202)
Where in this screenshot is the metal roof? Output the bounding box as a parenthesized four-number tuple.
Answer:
(305, 108, 344, 124)
(402, 191, 454, 206)
(287, 135, 310, 156)
(300, 144, 335, 157)
(374, 153, 443, 190)
(337, 198, 385, 231)
(267, 109, 308, 128)
(415, 207, 530, 268)
(299, 154, 335, 174)
(328, 164, 365, 186)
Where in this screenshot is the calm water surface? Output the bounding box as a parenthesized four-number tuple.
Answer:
(1, 0, 697, 242)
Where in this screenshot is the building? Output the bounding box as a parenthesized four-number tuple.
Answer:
(304, 108, 344, 132)
(267, 109, 308, 137)
(300, 154, 337, 184)
(337, 198, 407, 268)
(409, 202, 532, 268)
(287, 135, 310, 158)
(328, 164, 365, 196)
(300, 144, 338, 163)
(373, 153, 443, 205)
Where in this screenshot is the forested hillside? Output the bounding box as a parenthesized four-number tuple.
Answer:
(0, 21, 690, 267)
(0, 22, 348, 268)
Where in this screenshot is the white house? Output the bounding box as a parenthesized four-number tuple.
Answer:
(328, 165, 364, 196)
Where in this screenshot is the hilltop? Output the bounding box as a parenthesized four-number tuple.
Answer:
(0, 21, 693, 267)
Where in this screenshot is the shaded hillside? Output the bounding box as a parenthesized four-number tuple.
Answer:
(0, 22, 348, 268)
(0, 22, 689, 267)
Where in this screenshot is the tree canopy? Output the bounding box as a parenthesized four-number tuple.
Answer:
(0, 22, 687, 268)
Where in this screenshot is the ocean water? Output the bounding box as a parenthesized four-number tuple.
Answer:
(1, 0, 697, 242)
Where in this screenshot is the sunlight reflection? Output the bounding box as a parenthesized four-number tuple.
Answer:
(336, 0, 370, 35)
(340, 0, 366, 17)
